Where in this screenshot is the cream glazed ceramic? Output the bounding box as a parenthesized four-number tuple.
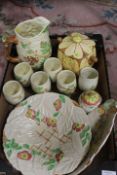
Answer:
(79, 90, 102, 113)
(2, 80, 25, 105)
(57, 70, 77, 95)
(70, 99, 117, 175)
(78, 67, 99, 91)
(14, 62, 33, 87)
(3, 93, 117, 175)
(3, 92, 92, 175)
(58, 32, 97, 74)
(44, 57, 62, 82)
(15, 16, 52, 69)
(30, 71, 51, 93)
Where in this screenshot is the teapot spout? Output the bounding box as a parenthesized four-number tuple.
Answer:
(34, 16, 50, 33)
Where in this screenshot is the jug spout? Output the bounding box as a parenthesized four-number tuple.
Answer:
(34, 16, 50, 33)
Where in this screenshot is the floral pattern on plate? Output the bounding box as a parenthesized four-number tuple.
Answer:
(3, 93, 117, 175)
(3, 92, 92, 175)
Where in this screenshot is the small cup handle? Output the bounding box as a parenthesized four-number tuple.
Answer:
(2, 35, 20, 63)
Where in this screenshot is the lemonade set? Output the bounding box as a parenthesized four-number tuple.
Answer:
(2, 16, 117, 175)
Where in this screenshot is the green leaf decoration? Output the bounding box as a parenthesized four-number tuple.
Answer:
(84, 126, 90, 133)
(32, 149, 41, 156)
(28, 104, 31, 108)
(43, 159, 55, 165)
(36, 111, 42, 123)
(48, 163, 55, 171)
(43, 161, 49, 165)
(32, 150, 36, 156)
(67, 130, 72, 135)
(80, 125, 91, 146)
(16, 145, 22, 150)
(21, 42, 28, 49)
(80, 130, 86, 139)
(11, 138, 15, 145)
(48, 159, 56, 164)
(7, 150, 12, 157)
(36, 86, 43, 93)
(53, 112, 59, 117)
(40, 41, 51, 55)
(85, 132, 92, 141)
(40, 57, 46, 66)
(27, 49, 33, 54)
(42, 27, 48, 33)
(15, 75, 22, 81)
(4, 143, 11, 149)
(42, 154, 46, 158)
(52, 148, 61, 153)
(13, 143, 22, 150)
(82, 139, 87, 146)
(59, 95, 65, 103)
(23, 144, 30, 149)
(20, 100, 28, 106)
(36, 116, 40, 122)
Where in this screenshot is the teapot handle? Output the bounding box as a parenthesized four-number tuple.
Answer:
(2, 35, 20, 63)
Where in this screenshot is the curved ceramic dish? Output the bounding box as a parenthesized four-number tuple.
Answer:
(70, 103, 117, 175)
(3, 92, 117, 175)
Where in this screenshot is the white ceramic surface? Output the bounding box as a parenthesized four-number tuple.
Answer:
(2, 80, 25, 105)
(30, 71, 51, 93)
(3, 92, 92, 175)
(78, 90, 102, 113)
(78, 67, 99, 91)
(15, 16, 52, 69)
(44, 57, 62, 82)
(57, 70, 77, 95)
(14, 62, 33, 87)
(3, 93, 117, 175)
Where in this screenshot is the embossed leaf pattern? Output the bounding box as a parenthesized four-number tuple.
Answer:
(42, 27, 48, 33)
(53, 112, 59, 117)
(36, 86, 43, 93)
(32, 149, 41, 156)
(23, 144, 30, 149)
(59, 94, 66, 103)
(21, 42, 28, 49)
(80, 126, 92, 146)
(19, 100, 28, 106)
(43, 148, 64, 170)
(4, 139, 22, 157)
(43, 159, 56, 170)
(27, 49, 33, 54)
(4, 138, 42, 158)
(36, 111, 42, 124)
(40, 41, 51, 55)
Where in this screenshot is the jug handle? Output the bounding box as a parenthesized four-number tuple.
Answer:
(2, 35, 20, 63)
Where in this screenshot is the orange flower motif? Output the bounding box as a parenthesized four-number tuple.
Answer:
(43, 117, 56, 127)
(17, 151, 32, 160)
(53, 99, 62, 111)
(55, 151, 64, 162)
(26, 108, 36, 119)
(72, 123, 85, 132)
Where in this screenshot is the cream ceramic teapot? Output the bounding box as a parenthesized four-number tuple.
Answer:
(3, 16, 52, 69)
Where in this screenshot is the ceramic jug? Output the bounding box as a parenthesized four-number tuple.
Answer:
(3, 16, 52, 69)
